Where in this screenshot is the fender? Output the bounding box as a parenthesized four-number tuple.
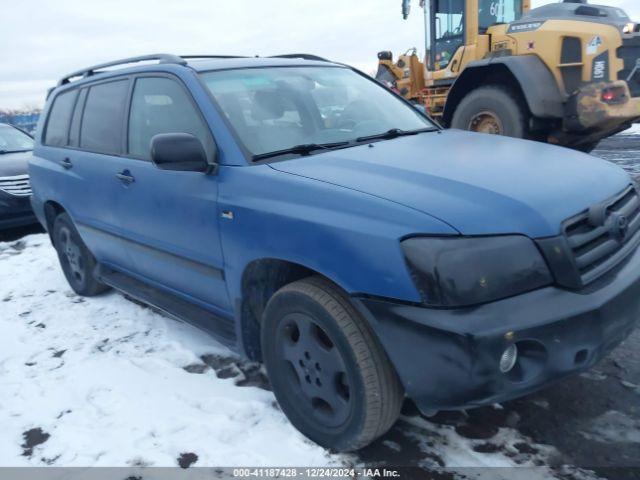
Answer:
(443, 55, 565, 125)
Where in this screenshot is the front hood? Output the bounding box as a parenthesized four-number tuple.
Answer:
(270, 131, 631, 238)
(522, 3, 631, 31)
(0, 151, 32, 177)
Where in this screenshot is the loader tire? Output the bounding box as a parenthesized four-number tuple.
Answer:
(574, 141, 600, 153)
(451, 86, 528, 139)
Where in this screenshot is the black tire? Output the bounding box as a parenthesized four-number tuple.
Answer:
(261, 276, 403, 451)
(451, 85, 528, 139)
(52, 213, 109, 296)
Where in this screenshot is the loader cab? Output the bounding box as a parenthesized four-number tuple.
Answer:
(430, 0, 465, 70)
(427, 0, 527, 71)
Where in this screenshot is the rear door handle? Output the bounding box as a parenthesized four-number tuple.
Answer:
(61, 158, 73, 170)
(116, 170, 135, 185)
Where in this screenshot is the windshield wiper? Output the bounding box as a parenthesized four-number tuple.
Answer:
(0, 149, 32, 154)
(252, 141, 349, 161)
(355, 127, 438, 143)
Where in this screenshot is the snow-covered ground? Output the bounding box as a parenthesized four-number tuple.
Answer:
(0, 235, 623, 478)
(623, 124, 640, 135)
(0, 235, 341, 467)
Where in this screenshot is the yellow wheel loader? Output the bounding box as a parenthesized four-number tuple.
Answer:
(376, 0, 640, 151)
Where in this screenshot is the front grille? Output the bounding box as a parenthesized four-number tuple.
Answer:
(560, 37, 583, 95)
(617, 36, 640, 97)
(0, 174, 32, 197)
(563, 185, 640, 285)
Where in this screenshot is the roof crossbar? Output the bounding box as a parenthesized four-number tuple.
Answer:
(57, 53, 187, 86)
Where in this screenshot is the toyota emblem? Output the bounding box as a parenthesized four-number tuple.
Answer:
(610, 213, 629, 241)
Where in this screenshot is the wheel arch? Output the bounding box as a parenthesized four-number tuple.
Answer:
(238, 257, 343, 361)
(443, 56, 565, 127)
(43, 200, 67, 245)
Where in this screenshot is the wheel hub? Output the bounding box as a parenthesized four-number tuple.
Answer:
(468, 111, 504, 135)
(278, 313, 352, 427)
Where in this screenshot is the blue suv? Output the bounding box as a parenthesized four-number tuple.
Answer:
(30, 54, 640, 451)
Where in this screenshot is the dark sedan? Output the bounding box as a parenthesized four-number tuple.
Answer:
(0, 123, 36, 229)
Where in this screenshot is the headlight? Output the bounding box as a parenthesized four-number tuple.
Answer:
(401, 236, 553, 307)
(623, 22, 636, 34)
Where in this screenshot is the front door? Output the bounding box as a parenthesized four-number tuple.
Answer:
(114, 75, 231, 315)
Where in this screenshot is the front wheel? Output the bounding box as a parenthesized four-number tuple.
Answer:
(261, 276, 403, 451)
(451, 85, 528, 139)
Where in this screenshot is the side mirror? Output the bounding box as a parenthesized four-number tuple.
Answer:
(150, 133, 214, 173)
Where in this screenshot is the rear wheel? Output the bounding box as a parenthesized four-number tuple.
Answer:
(53, 213, 109, 296)
(451, 85, 528, 139)
(261, 276, 403, 451)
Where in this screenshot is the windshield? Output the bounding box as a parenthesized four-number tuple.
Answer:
(200, 67, 436, 159)
(0, 124, 34, 154)
(478, 0, 523, 30)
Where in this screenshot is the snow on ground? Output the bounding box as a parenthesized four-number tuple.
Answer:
(0, 234, 340, 467)
(0, 235, 580, 476)
(623, 124, 640, 135)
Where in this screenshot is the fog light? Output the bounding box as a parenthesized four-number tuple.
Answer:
(499, 344, 518, 373)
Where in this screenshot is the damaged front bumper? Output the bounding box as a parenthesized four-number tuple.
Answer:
(353, 243, 640, 414)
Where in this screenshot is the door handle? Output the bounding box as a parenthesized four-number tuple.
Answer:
(116, 170, 135, 185)
(61, 158, 73, 170)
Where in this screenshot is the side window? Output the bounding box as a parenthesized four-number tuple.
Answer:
(478, 0, 522, 32)
(80, 80, 129, 154)
(68, 89, 87, 148)
(44, 90, 79, 147)
(128, 77, 211, 160)
(433, 0, 465, 70)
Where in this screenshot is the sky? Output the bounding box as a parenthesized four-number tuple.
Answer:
(1, 0, 639, 110)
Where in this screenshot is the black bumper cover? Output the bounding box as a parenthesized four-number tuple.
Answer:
(354, 245, 640, 412)
(0, 195, 37, 229)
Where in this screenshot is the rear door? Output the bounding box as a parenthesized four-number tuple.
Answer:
(33, 88, 82, 223)
(59, 78, 134, 269)
(114, 75, 231, 314)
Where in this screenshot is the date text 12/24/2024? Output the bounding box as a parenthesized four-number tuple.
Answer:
(232, 468, 401, 478)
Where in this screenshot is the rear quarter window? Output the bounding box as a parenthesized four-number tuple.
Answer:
(80, 79, 129, 155)
(44, 89, 79, 147)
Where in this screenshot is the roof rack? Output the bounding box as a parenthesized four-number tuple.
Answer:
(56, 53, 333, 88)
(57, 53, 187, 86)
(180, 55, 248, 60)
(270, 54, 331, 62)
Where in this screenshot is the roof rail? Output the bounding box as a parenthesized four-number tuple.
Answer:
(270, 54, 331, 62)
(57, 53, 187, 86)
(180, 55, 248, 60)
